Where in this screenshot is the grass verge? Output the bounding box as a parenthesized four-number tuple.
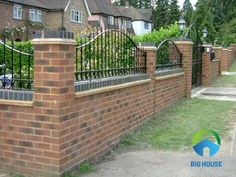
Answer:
(118, 98, 235, 151)
(212, 59, 236, 87)
(63, 162, 96, 177)
(229, 60, 236, 72)
(212, 75, 236, 87)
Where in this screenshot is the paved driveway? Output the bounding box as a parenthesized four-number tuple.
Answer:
(84, 150, 236, 177)
(84, 112, 236, 177)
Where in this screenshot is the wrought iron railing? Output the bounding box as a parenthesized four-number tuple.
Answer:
(75, 29, 147, 81)
(156, 39, 182, 71)
(0, 39, 34, 90)
(186, 23, 204, 88)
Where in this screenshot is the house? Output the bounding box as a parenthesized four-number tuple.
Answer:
(86, 0, 133, 32)
(116, 2, 153, 35)
(0, 0, 90, 38)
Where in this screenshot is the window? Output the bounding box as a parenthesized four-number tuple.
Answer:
(13, 5, 23, 20)
(71, 9, 82, 23)
(127, 20, 132, 29)
(108, 16, 114, 25)
(144, 22, 149, 29)
(29, 9, 42, 22)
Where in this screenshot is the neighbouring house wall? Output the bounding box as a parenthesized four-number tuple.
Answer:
(63, 0, 89, 32)
(88, 15, 105, 28)
(0, 2, 47, 34)
(132, 20, 152, 35)
(45, 11, 63, 30)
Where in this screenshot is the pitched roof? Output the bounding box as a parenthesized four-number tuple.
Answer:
(117, 6, 153, 22)
(87, 0, 121, 17)
(137, 9, 153, 22)
(1, 0, 70, 10)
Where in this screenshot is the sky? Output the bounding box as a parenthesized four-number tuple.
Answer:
(178, 0, 198, 8)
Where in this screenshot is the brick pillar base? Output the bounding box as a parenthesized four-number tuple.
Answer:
(213, 47, 223, 74)
(174, 41, 193, 97)
(222, 49, 229, 72)
(32, 38, 76, 177)
(201, 45, 212, 86)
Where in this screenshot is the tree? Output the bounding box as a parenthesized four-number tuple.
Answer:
(182, 0, 193, 26)
(167, 0, 180, 25)
(191, 0, 216, 43)
(153, 0, 169, 29)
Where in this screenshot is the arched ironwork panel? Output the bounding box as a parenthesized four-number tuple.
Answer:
(75, 29, 147, 81)
(156, 39, 182, 71)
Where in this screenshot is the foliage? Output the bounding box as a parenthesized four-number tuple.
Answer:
(133, 23, 181, 67)
(167, 0, 180, 25)
(75, 29, 144, 80)
(182, 0, 193, 26)
(0, 25, 26, 39)
(153, 0, 169, 29)
(63, 162, 96, 177)
(0, 41, 34, 89)
(119, 98, 235, 150)
(191, 0, 236, 46)
(218, 18, 236, 46)
(191, 0, 216, 43)
(133, 23, 180, 44)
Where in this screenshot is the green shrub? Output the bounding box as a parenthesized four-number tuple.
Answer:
(133, 23, 181, 44)
(0, 41, 34, 89)
(133, 23, 182, 66)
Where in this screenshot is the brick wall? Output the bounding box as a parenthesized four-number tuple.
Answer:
(211, 60, 220, 83)
(0, 39, 190, 177)
(213, 47, 223, 74)
(202, 45, 220, 86)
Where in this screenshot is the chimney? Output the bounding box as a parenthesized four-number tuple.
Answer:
(125, 1, 129, 8)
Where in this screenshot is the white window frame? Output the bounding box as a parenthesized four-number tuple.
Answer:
(13, 4, 23, 20)
(144, 22, 149, 29)
(71, 9, 82, 23)
(29, 9, 42, 22)
(108, 16, 114, 26)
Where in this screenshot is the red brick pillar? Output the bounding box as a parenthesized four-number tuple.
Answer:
(213, 47, 223, 74)
(142, 46, 157, 78)
(230, 44, 236, 59)
(201, 45, 212, 86)
(174, 41, 193, 97)
(228, 48, 234, 66)
(32, 38, 76, 177)
(222, 49, 229, 72)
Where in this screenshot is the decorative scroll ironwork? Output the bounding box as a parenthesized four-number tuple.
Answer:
(156, 39, 182, 71)
(75, 29, 147, 81)
(0, 39, 34, 90)
(186, 24, 204, 88)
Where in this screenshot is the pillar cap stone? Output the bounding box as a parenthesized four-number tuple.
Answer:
(173, 40, 193, 45)
(203, 44, 213, 48)
(213, 47, 223, 49)
(32, 38, 76, 45)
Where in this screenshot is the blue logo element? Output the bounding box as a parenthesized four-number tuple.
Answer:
(192, 129, 221, 157)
